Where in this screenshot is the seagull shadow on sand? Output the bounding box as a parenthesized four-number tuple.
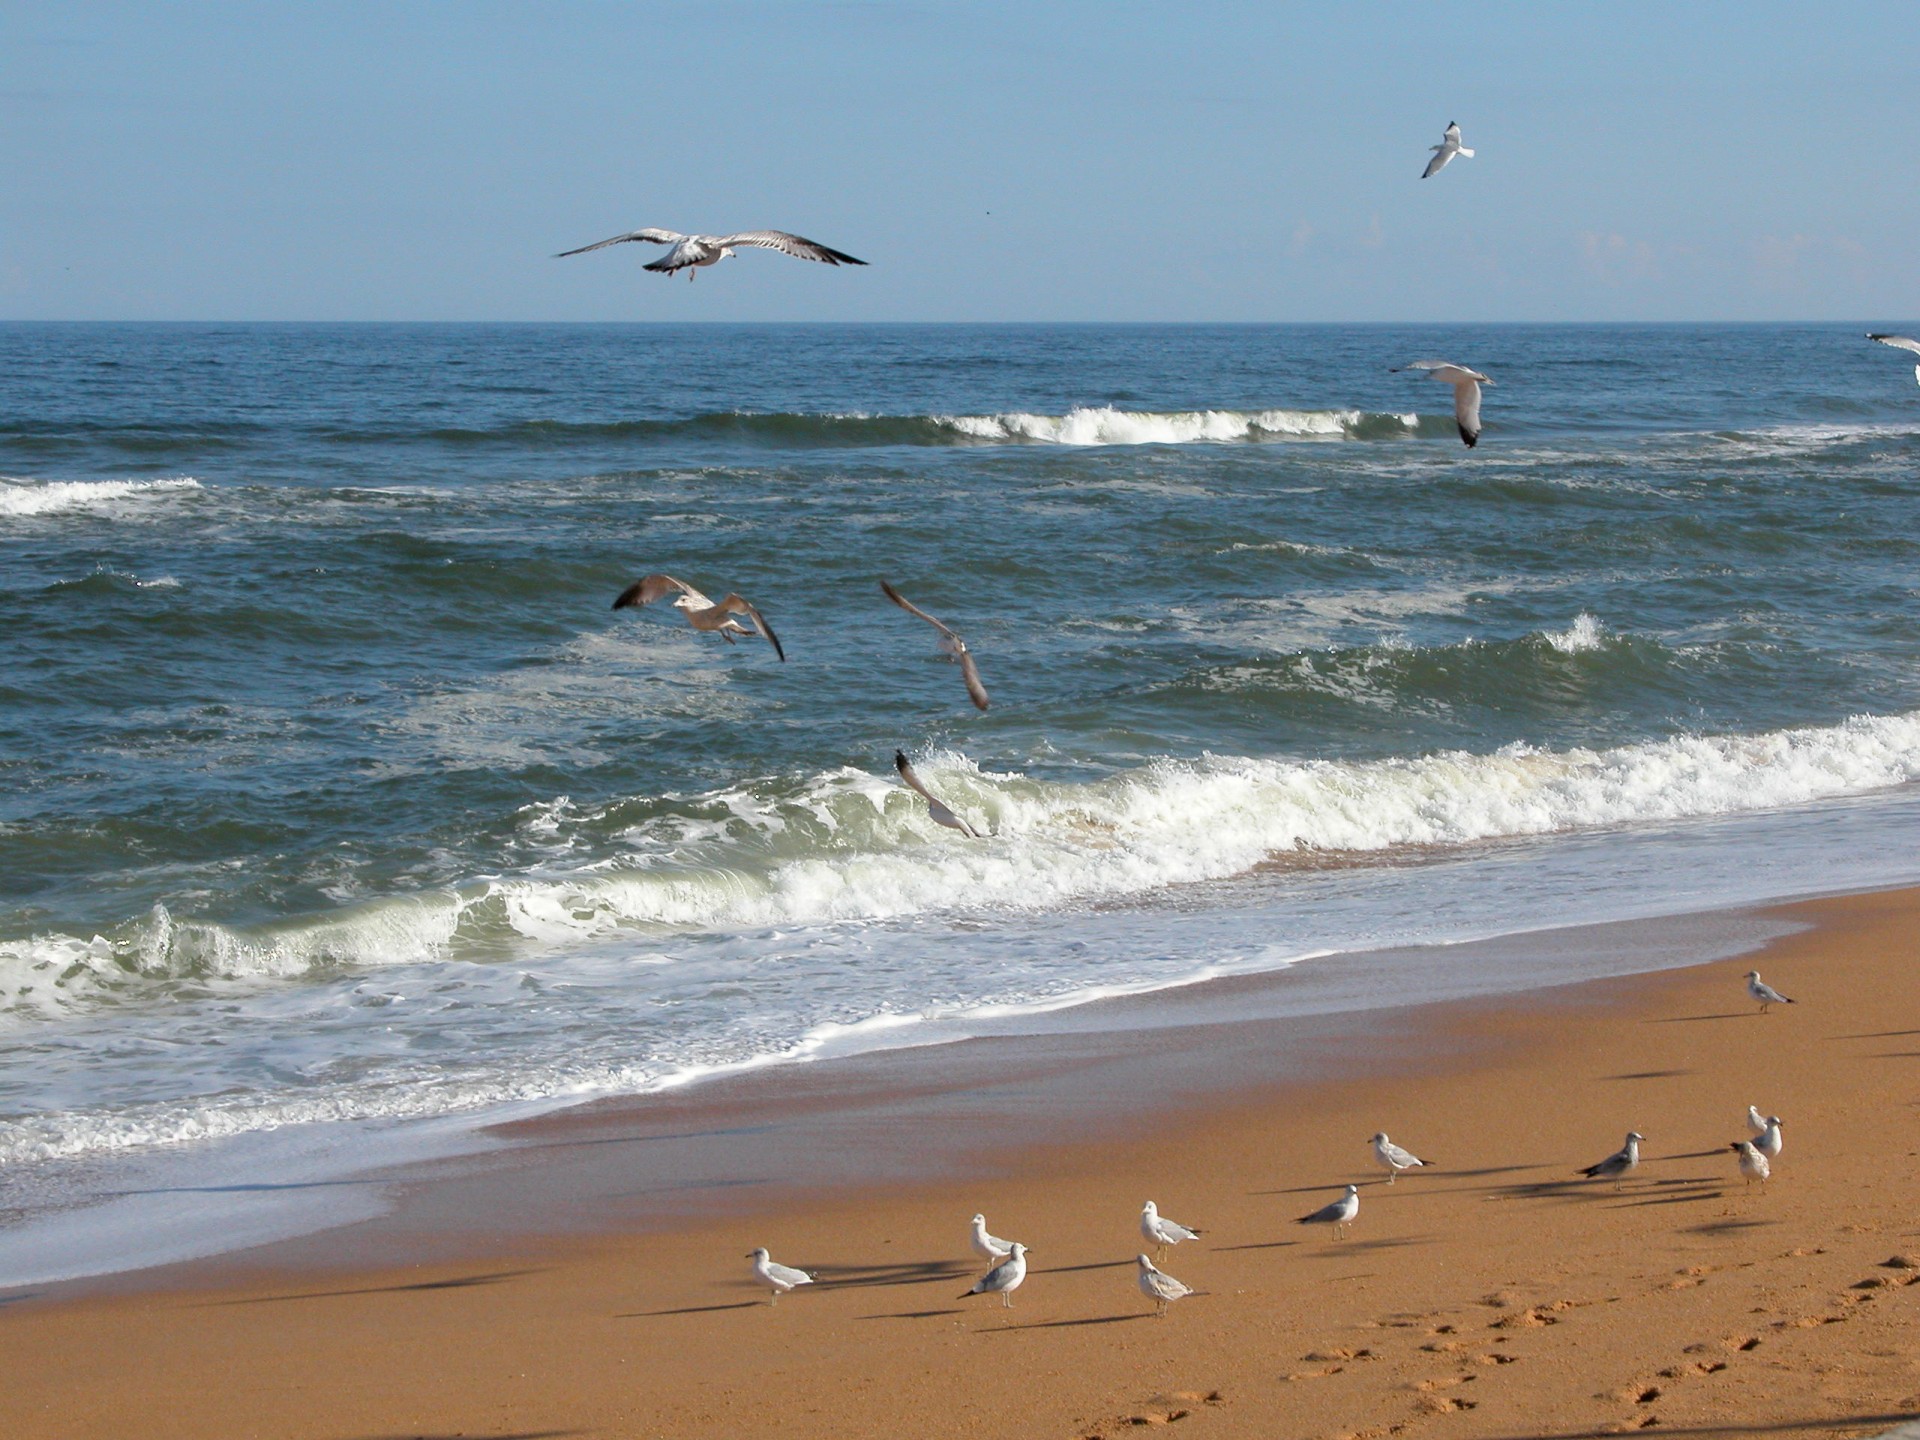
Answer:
(620, 1300, 763, 1318)
(977, 1313, 1152, 1333)
(859, 1308, 966, 1321)
(197, 1268, 546, 1307)
(804, 1259, 972, 1290)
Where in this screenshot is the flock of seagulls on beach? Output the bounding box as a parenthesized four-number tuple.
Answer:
(739, 965, 1801, 1317)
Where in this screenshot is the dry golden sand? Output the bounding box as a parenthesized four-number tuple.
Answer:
(6, 888, 1920, 1439)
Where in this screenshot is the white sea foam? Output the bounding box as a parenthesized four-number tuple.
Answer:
(936, 406, 1418, 445)
(0, 476, 202, 517)
(1544, 613, 1608, 653)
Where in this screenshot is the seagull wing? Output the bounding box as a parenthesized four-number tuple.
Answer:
(1421, 146, 1455, 179)
(880, 580, 960, 640)
(612, 573, 698, 610)
(714, 231, 868, 266)
(1451, 376, 1484, 448)
(881, 581, 991, 711)
(955, 649, 991, 712)
(1381, 1140, 1425, 1167)
(894, 750, 980, 838)
(1868, 333, 1920, 355)
(765, 1261, 812, 1286)
(716, 594, 786, 662)
(555, 228, 687, 258)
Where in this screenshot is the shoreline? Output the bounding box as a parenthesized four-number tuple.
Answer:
(5, 886, 1920, 1437)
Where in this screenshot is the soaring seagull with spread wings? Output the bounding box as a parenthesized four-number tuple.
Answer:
(1867, 333, 1920, 385)
(611, 574, 785, 661)
(1421, 121, 1475, 179)
(881, 581, 990, 711)
(1393, 360, 1493, 448)
(556, 227, 866, 281)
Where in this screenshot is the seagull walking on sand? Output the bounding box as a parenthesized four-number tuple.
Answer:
(1752, 1115, 1784, 1161)
(556, 227, 866, 282)
(1731, 1140, 1771, 1188)
(612, 574, 785, 661)
(1421, 121, 1475, 179)
(1297, 1184, 1360, 1239)
(1578, 1131, 1643, 1187)
(747, 1247, 813, 1304)
(1746, 970, 1794, 1012)
(1867, 333, 1920, 385)
(1136, 1254, 1194, 1318)
(960, 1242, 1028, 1308)
(1141, 1201, 1203, 1259)
(970, 1213, 1014, 1261)
(1392, 360, 1493, 448)
(894, 750, 982, 838)
(1371, 1132, 1431, 1183)
(881, 581, 990, 711)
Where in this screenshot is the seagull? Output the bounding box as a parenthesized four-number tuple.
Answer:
(747, 1247, 813, 1304)
(881, 581, 989, 711)
(612, 574, 785, 661)
(1370, 1132, 1430, 1183)
(894, 750, 981, 838)
(1141, 1201, 1202, 1259)
(1867, 333, 1920, 385)
(1578, 1131, 1643, 1186)
(1421, 121, 1475, 179)
(556, 227, 866, 282)
(1746, 1105, 1771, 1138)
(1392, 360, 1493, 447)
(1753, 1116, 1784, 1161)
(1746, 970, 1794, 1013)
(960, 1241, 1028, 1308)
(1136, 1254, 1194, 1318)
(1731, 1140, 1771, 1189)
(1297, 1184, 1360, 1238)
(970, 1213, 1014, 1262)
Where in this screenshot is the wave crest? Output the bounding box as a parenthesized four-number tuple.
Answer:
(0, 476, 201, 518)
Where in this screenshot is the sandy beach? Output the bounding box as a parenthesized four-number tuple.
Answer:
(6, 886, 1920, 1439)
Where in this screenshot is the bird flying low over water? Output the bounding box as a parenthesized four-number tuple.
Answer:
(556, 228, 867, 281)
(894, 751, 982, 838)
(1393, 360, 1493, 447)
(1867, 333, 1920, 385)
(612, 574, 785, 661)
(1421, 121, 1475, 179)
(881, 581, 990, 711)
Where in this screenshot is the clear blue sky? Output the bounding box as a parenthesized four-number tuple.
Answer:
(6, 2, 1917, 322)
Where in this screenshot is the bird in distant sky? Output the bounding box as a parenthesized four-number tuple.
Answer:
(556, 227, 866, 281)
(1421, 121, 1475, 179)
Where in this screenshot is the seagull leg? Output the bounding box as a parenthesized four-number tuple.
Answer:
(1387, 1170, 1397, 1184)
(1002, 1290, 1013, 1309)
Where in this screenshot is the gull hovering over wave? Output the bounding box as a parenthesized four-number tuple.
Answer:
(1746, 970, 1794, 1013)
(1578, 1131, 1643, 1187)
(1370, 1132, 1430, 1183)
(747, 1247, 813, 1304)
(894, 750, 982, 838)
(556, 227, 866, 281)
(1141, 1200, 1202, 1260)
(1136, 1254, 1194, 1318)
(1392, 360, 1492, 447)
(1867, 333, 1920, 385)
(960, 1241, 1028, 1308)
(881, 581, 990, 711)
(612, 573, 785, 661)
(1297, 1184, 1360, 1238)
(1421, 121, 1475, 179)
(970, 1213, 1015, 1261)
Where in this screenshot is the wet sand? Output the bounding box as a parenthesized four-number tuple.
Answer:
(5, 888, 1920, 1439)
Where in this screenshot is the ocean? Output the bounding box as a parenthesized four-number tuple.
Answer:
(5, 320, 1920, 1280)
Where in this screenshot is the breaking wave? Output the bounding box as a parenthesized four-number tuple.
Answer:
(0, 476, 202, 518)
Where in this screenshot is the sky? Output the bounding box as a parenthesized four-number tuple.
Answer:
(5, 1, 1918, 323)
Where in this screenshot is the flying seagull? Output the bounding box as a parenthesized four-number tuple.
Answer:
(1867, 333, 1920, 385)
(1297, 1183, 1360, 1239)
(881, 581, 990, 711)
(1393, 360, 1493, 447)
(612, 574, 785, 662)
(960, 1242, 1028, 1308)
(1746, 970, 1794, 1013)
(970, 1213, 1015, 1262)
(1140, 1200, 1202, 1260)
(556, 227, 866, 281)
(894, 750, 981, 838)
(1578, 1131, 1643, 1186)
(1370, 1132, 1430, 1183)
(747, 1247, 813, 1304)
(1421, 121, 1475, 179)
(1136, 1254, 1194, 1318)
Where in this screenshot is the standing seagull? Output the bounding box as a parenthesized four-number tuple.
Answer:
(960, 1242, 1028, 1308)
(1867, 333, 1920, 385)
(612, 574, 785, 661)
(1421, 121, 1475, 179)
(1731, 1140, 1771, 1189)
(1370, 1132, 1431, 1184)
(1392, 360, 1493, 448)
(747, 1247, 813, 1304)
(1136, 1254, 1194, 1318)
(1297, 1184, 1360, 1239)
(1752, 1115, 1784, 1161)
(1140, 1201, 1203, 1260)
(970, 1213, 1015, 1262)
(1746, 970, 1794, 1013)
(1746, 1104, 1771, 1138)
(556, 227, 866, 281)
(880, 581, 990, 711)
(1578, 1131, 1643, 1186)
(894, 750, 982, 838)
